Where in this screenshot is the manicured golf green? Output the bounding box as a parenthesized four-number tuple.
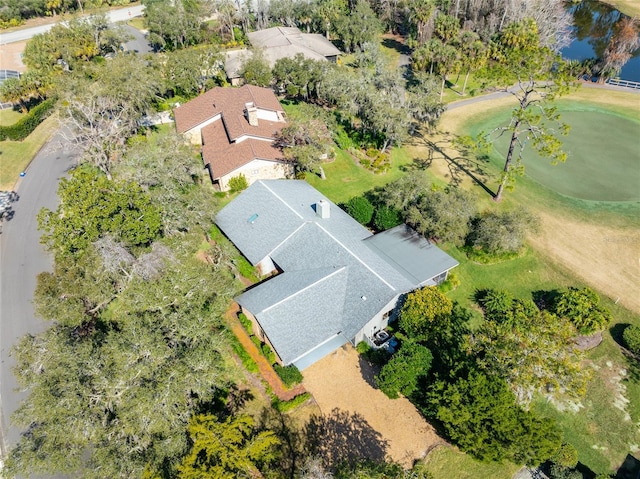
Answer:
(488, 107, 640, 202)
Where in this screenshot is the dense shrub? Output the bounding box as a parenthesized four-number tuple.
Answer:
(549, 464, 583, 479)
(345, 196, 374, 226)
(551, 442, 579, 468)
(274, 364, 303, 387)
(0, 97, 56, 141)
(250, 335, 262, 349)
(373, 205, 402, 231)
(477, 289, 515, 322)
(232, 341, 259, 374)
(261, 343, 277, 365)
(377, 341, 433, 399)
(228, 174, 248, 193)
(467, 209, 539, 255)
(272, 392, 311, 412)
(355, 341, 390, 366)
(553, 287, 612, 334)
(425, 370, 562, 465)
(623, 325, 640, 355)
(238, 312, 253, 333)
(437, 272, 460, 293)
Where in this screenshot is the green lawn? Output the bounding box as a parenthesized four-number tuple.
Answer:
(486, 106, 640, 202)
(0, 109, 23, 126)
(0, 114, 58, 190)
(127, 17, 145, 30)
(455, 98, 640, 226)
(420, 445, 519, 479)
(305, 147, 413, 203)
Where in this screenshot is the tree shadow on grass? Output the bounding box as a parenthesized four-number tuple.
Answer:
(405, 130, 496, 198)
(305, 408, 389, 467)
(381, 37, 411, 56)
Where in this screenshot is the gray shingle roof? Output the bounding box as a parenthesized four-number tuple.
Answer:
(238, 267, 348, 364)
(216, 180, 458, 365)
(246, 27, 341, 69)
(364, 224, 459, 286)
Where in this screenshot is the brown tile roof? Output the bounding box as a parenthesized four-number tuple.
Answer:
(201, 118, 287, 179)
(174, 84, 284, 134)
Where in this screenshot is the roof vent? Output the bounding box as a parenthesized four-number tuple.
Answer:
(316, 199, 330, 219)
(361, 296, 367, 301)
(245, 102, 258, 127)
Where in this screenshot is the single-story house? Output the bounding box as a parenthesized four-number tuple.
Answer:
(173, 85, 293, 191)
(225, 27, 341, 85)
(216, 180, 459, 370)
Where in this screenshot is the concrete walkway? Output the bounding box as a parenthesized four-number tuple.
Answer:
(225, 302, 306, 402)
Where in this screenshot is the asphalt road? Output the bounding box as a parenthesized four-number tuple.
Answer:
(0, 4, 144, 45)
(0, 133, 77, 455)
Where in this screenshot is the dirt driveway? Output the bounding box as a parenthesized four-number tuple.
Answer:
(302, 344, 441, 468)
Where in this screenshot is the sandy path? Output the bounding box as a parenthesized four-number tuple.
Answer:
(303, 344, 441, 468)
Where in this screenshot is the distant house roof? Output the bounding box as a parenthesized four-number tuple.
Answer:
(216, 180, 459, 366)
(249, 27, 340, 55)
(173, 85, 287, 180)
(224, 29, 340, 81)
(224, 49, 251, 81)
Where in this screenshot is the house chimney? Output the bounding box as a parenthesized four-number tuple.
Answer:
(316, 199, 330, 219)
(245, 102, 258, 127)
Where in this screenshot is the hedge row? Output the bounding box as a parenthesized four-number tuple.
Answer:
(0, 98, 56, 141)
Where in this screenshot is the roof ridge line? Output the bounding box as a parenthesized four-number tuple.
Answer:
(262, 266, 347, 313)
(259, 181, 304, 220)
(265, 218, 309, 260)
(314, 222, 396, 292)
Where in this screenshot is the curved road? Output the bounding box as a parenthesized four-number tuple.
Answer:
(0, 5, 144, 45)
(0, 135, 77, 457)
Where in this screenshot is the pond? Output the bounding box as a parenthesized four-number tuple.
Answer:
(562, 0, 640, 82)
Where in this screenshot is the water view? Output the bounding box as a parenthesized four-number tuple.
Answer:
(562, 0, 640, 82)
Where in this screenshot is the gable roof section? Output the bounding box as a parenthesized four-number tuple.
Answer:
(201, 118, 285, 179)
(293, 33, 342, 57)
(239, 267, 349, 365)
(174, 84, 284, 134)
(364, 224, 460, 286)
(174, 88, 221, 134)
(247, 27, 341, 66)
(215, 181, 306, 264)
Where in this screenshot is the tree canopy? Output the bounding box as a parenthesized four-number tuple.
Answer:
(38, 167, 162, 257)
(177, 413, 280, 478)
(425, 370, 563, 465)
(468, 292, 589, 405)
(376, 341, 433, 399)
(399, 286, 453, 340)
(481, 19, 574, 201)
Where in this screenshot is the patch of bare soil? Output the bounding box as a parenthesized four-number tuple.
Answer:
(529, 211, 640, 314)
(302, 344, 441, 469)
(0, 41, 27, 72)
